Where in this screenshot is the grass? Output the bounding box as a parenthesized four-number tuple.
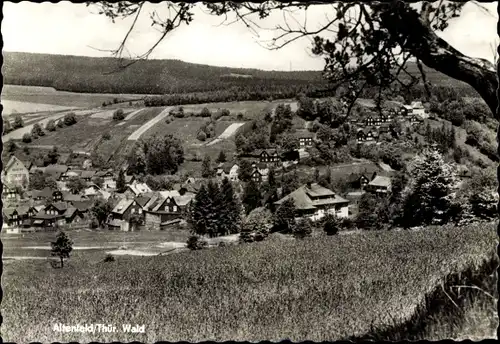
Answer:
(1, 222, 496, 342)
(2, 84, 145, 108)
(1, 99, 78, 115)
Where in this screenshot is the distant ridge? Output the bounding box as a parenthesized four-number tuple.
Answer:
(2, 51, 472, 96)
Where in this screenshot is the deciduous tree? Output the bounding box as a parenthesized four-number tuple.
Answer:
(51, 231, 73, 268)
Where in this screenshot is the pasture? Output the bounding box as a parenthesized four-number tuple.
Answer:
(2, 84, 146, 109)
(1, 223, 496, 342)
(1, 99, 79, 116)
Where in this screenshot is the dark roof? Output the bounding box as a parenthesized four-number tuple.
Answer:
(51, 202, 69, 212)
(45, 164, 69, 174)
(71, 200, 93, 211)
(80, 170, 97, 179)
(31, 187, 56, 199)
(33, 211, 64, 220)
(295, 130, 315, 139)
(135, 196, 151, 208)
(275, 183, 349, 210)
(64, 207, 78, 218)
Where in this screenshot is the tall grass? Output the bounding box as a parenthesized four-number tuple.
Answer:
(1, 223, 497, 342)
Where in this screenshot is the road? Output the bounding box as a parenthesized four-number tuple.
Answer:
(205, 122, 245, 146)
(127, 107, 173, 141)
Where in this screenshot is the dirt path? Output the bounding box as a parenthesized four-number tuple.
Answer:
(127, 107, 173, 141)
(124, 108, 145, 121)
(205, 122, 245, 146)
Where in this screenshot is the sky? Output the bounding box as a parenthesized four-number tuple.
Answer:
(2, 1, 498, 71)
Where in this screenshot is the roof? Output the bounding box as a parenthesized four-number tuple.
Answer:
(304, 183, 336, 198)
(3, 207, 18, 218)
(275, 183, 349, 210)
(347, 173, 369, 184)
(71, 200, 93, 212)
(112, 199, 134, 214)
(295, 130, 315, 139)
(159, 190, 181, 199)
(45, 164, 69, 174)
(135, 195, 151, 208)
(368, 176, 392, 188)
(51, 202, 69, 212)
(31, 187, 56, 199)
(410, 101, 424, 108)
(32, 211, 64, 220)
(62, 192, 88, 202)
(124, 175, 135, 183)
(80, 170, 97, 179)
(64, 207, 78, 218)
(128, 182, 152, 196)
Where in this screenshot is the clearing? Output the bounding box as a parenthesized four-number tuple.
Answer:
(206, 122, 246, 146)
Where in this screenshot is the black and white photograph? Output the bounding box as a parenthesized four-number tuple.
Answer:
(1, 1, 499, 342)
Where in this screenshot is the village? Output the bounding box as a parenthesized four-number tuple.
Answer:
(2, 100, 429, 235)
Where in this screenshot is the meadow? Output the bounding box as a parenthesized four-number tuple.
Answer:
(2, 84, 146, 108)
(1, 222, 496, 342)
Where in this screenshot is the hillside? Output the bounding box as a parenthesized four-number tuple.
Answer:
(2, 51, 476, 96)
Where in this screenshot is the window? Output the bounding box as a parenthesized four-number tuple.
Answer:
(131, 208, 135, 214)
(138, 209, 142, 214)
(173, 206, 177, 212)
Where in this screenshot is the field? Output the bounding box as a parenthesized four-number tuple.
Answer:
(1, 99, 79, 116)
(2, 84, 147, 109)
(1, 223, 496, 342)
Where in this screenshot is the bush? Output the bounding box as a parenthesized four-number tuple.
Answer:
(102, 132, 111, 140)
(22, 133, 32, 143)
(186, 236, 208, 251)
(45, 120, 56, 132)
(323, 214, 341, 236)
(113, 109, 125, 121)
(197, 131, 207, 142)
(292, 218, 313, 239)
(199, 107, 212, 117)
(56, 120, 64, 128)
(237, 113, 244, 120)
(103, 254, 115, 262)
(63, 113, 77, 126)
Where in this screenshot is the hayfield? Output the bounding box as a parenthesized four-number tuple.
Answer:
(2, 84, 146, 108)
(1, 223, 496, 343)
(1, 99, 79, 115)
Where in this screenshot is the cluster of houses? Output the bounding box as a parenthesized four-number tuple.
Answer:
(353, 101, 427, 144)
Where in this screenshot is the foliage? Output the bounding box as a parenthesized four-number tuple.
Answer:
(188, 179, 242, 238)
(199, 107, 212, 118)
(196, 130, 207, 142)
(291, 218, 313, 239)
(323, 214, 342, 236)
(216, 150, 227, 163)
(91, 199, 114, 228)
(242, 180, 262, 215)
(31, 123, 45, 138)
(102, 131, 111, 140)
(50, 231, 73, 268)
(63, 113, 77, 126)
(113, 109, 125, 120)
(186, 236, 208, 250)
(237, 159, 254, 182)
(13, 116, 24, 129)
(273, 198, 296, 232)
(56, 120, 64, 128)
(201, 155, 214, 178)
(67, 177, 86, 194)
(5, 140, 17, 153)
(399, 149, 459, 228)
(45, 119, 56, 132)
(127, 134, 184, 175)
(46, 146, 60, 166)
(103, 254, 116, 262)
(116, 169, 126, 193)
(240, 207, 273, 243)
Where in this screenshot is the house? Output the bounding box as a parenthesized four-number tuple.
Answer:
(3, 208, 21, 229)
(410, 101, 426, 116)
(274, 182, 350, 221)
(2, 183, 20, 201)
(216, 163, 239, 182)
(83, 183, 102, 199)
(44, 164, 69, 181)
(365, 116, 376, 126)
(125, 181, 152, 198)
(64, 207, 85, 225)
(250, 163, 269, 183)
(70, 200, 93, 215)
(107, 198, 144, 231)
(348, 173, 371, 190)
(29, 187, 63, 202)
(62, 191, 90, 203)
(124, 174, 136, 185)
(365, 129, 378, 142)
(80, 170, 97, 182)
(259, 149, 281, 164)
(2, 155, 30, 189)
(16, 205, 38, 228)
(143, 191, 195, 230)
(32, 202, 70, 228)
(296, 130, 315, 147)
(94, 170, 116, 189)
(357, 130, 367, 143)
(365, 175, 392, 195)
(409, 114, 424, 124)
(61, 169, 81, 181)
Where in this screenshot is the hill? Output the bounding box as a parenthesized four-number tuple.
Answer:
(2, 52, 476, 96)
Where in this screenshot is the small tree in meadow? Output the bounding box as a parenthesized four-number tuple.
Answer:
(216, 150, 227, 163)
(63, 113, 77, 126)
(200, 107, 212, 118)
(292, 218, 313, 239)
(116, 169, 127, 193)
(45, 119, 56, 132)
(51, 231, 73, 268)
(201, 155, 213, 178)
(113, 109, 125, 120)
(273, 197, 296, 232)
(56, 120, 64, 128)
(13, 116, 24, 129)
(32, 123, 45, 137)
(323, 214, 341, 236)
(22, 133, 32, 143)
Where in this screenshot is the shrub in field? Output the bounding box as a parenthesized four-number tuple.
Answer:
(292, 218, 313, 239)
(273, 198, 296, 232)
(197, 130, 207, 142)
(216, 150, 227, 163)
(240, 207, 272, 243)
(102, 102, 107, 107)
(63, 113, 77, 126)
(45, 119, 56, 132)
(113, 109, 125, 121)
(323, 214, 341, 235)
(103, 254, 115, 262)
(13, 116, 24, 129)
(237, 112, 244, 120)
(186, 236, 208, 250)
(56, 120, 64, 128)
(31, 123, 45, 137)
(5, 140, 17, 153)
(199, 107, 212, 117)
(50, 231, 73, 268)
(22, 133, 32, 143)
(102, 132, 111, 140)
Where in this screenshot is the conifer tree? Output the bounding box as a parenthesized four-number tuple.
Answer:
(201, 155, 213, 178)
(216, 150, 227, 163)
(219, 177, 243, 235)
(242, 180, 261, 215)
(116, 169, 126, 193)
(187, 184, 211, 236)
